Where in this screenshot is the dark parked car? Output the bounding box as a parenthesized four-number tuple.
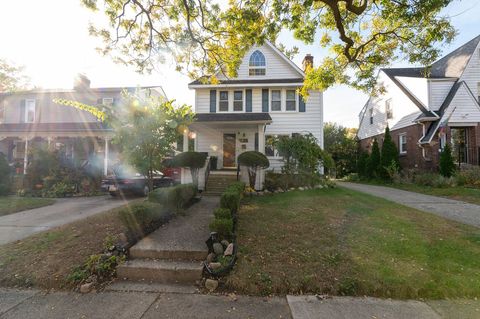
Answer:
(102, 166, 174, 197)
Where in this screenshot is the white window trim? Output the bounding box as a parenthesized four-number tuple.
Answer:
(269, 88, 299, 112)
(399, 133, 407, 154)
(217, 89, 246, 113)
(233, 90, 244, 112)
(248, 50, 267, 77)
(102, 97, 114, 106)
(385, 99, 393, 119)
(25, 99, 36, 123)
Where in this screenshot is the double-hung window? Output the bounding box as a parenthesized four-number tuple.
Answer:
(219, 91, 229, 112)
(102, 97, 114, 106)
(271, 90, 281, 111)
(399, 134, 407, 154)
(233, 91, 243, 111)
(286, 90, 296, 111)
(385, 99, 393, 119)
(25, 99, 35, 123)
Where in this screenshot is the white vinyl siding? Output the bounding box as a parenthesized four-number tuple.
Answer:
(428, 79, 456, 111)
(216, 43, 302, 80)
(459, 42, 480, 101)
(442, 83, 480, 123)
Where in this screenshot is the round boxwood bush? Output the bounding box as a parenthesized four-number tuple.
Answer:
(173, 152, 207, 188)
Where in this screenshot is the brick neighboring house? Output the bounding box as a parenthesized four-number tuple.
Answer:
(0, 74, 166, 175)
(358, 35, 480, 171)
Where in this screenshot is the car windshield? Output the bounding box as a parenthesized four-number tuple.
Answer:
(113, 166, 142, 178)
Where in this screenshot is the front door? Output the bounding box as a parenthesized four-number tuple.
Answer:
(223, 133, 236, 167)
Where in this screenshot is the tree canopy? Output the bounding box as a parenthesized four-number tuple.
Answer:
(0, 59, 30, 93)
(82, 0, 456, 92)
(323, 122, 358, 177)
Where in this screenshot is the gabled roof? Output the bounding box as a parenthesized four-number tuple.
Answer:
(189, 40, 305, 87)
(0, 122, 112, 133)
(379, 35, 480, 80)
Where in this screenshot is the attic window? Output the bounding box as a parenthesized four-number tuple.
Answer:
(385, 99, 393, 119)
(249, 50, 266, 76)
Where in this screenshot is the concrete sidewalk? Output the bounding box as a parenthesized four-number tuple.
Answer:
(339, 182, 480, 228)
(1, 288, 479, 319)
(0, 196, 129, 245)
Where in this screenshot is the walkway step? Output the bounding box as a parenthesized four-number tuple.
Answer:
(129, 247, 207, 261)
(106, 280, 199, 294)
(117, 259, 204, 284)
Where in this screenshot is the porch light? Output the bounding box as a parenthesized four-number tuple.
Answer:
(189, 132, 197, 139)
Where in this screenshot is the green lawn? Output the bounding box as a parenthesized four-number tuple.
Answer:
(226, 188, 480, 299)
(0, 196, 55, 217)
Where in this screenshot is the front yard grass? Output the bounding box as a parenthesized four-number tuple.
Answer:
(226, 188, 480, 299)
(0, 199, 145, 289)
(0, 196, 55, 217)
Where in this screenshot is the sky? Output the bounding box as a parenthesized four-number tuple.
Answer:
(0, 0, 479, 128)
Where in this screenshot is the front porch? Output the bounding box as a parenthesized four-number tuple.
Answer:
(0, 123, 115, 176)
(181, 113, 272, 190)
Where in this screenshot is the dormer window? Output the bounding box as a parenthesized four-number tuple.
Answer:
(249, 50, 266, 76)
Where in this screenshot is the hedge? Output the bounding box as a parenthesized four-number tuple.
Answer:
(213, 208, 232, 219)
(209, 218, 233, 239)
(118, 202, 172, 240)
(148, 183, 196, 213)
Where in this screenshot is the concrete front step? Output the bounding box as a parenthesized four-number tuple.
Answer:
(117, 259, 204, 284)
(129, 246, 207, 261)
(106, 280, 199, 294)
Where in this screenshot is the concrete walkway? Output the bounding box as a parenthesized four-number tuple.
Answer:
(1, 288, 479, 318)
(0, 196, 129, 245)
(339, 182, 480, 228)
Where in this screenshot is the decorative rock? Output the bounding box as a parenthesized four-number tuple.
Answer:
(205, 279, 218, 292)
(220, 240, 229, 248)
(299, 187, 305, 191)
(206, 252, 216, 263)
(208, 262, 222, 270)
(224, 243, 234, 256)
(80, 282, 94, 293)
(315, 184, 324, 189)
(117, 233, 128, 246)
(213, 242, 224, 255)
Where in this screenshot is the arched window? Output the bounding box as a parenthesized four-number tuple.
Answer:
(249, 50, 266, 76)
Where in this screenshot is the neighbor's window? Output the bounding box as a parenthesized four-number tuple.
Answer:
(233, 91, 243, 111)
(25, 99, 35, 123)
(102, 97, 114, 106)
(188, 131, 196, 151)
(385, 99, 393, 119)
(219, 91, 229, 112)
(439, 133, 447, 151)
(265, 135, 277, 156)
(271, 90, 281, 111)
(369, 108, 374, 125)
(286, 90, 296, 111)
(249, 50, 266, 76)
(399, 134, 407, 154)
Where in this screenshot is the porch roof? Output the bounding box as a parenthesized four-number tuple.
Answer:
(0, 122, 113, 134)
(195, 113, 272, 124)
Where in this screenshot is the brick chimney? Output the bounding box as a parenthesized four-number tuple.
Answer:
(73, 74, 91, 91)
(302, 54, 314, 71)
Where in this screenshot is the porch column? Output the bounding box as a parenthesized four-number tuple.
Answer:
(183, 129, 189, 152)
(103, 137, 109, 176)
(257, 124, 266, 190)
(23, 138, 29, 174)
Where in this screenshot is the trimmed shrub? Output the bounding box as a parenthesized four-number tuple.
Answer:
(356, 152, 369, 179)
(214, 208, 232, 219)
(209, 218, 233, 239)
(118, 202, 171, 238)
(148, 183, 196, 213)
(173, 152, 207, 188)
(225, 181, 245, 194)
(455, 167, 480, 188)
(439, 144, 456, 178)
(220, 190, 241, 214)
(238, 151, 269, 189)
(0, 153, 10, 195)
(366, 139, 381, 179)
(414, 172, 455, 188)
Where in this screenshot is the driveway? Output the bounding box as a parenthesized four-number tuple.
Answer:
(339, 182, 480, 228)
(0, 196, 129, 245)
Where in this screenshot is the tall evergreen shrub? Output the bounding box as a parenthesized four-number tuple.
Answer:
(366, 139, 381, 179)
(0, 153, 11, 195)
(357, 151, 369, 179)
(439, 143, 455, 177)
(380, 127, 400, 179)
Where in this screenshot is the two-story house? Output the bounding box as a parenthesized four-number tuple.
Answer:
(184, 41, 324, 190)
(358, 34, 480, 171)
(0, 74, 166, 175)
